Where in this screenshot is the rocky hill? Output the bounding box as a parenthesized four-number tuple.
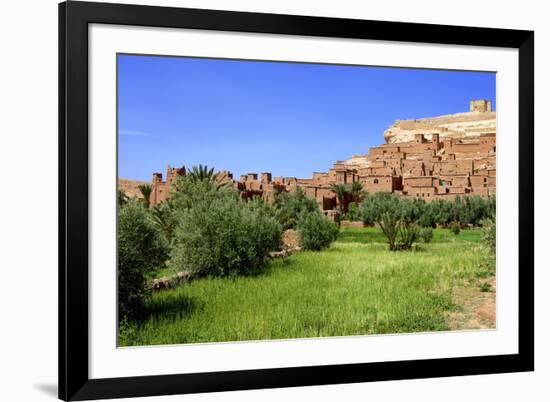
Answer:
(118, 178, 148, 199)
(383, 110, 496, 144)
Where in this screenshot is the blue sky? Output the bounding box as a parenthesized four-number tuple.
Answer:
(118, 54, 495, 181)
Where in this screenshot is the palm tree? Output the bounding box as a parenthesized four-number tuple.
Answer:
(349, 181, 365, 203)
(138, 184, 152, 208)
(187, 164, 218, 182)
(330, 183, 349, 213)
(151, 199, 176, 243)
(118, 189, 129, 207)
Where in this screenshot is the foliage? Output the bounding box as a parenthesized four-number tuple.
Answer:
(378, 211, 419, 251)
(151, 199, 177, 245)
(418, 227, 434, 243)
(449, 221, 461, 235)
(358, 192, 497, 247)
(172, 173, 238, 210)
(118, 190, 129, 207)
(424, 196, 495, 226)
(359, 192, 420, 250)
(349, 181, 365, 203)
(330, 183, 349, 213)
(418, 203, 436, 228)
(273, 187, 319, 230)
(169, 196, 282, 277)
(186, 164, 218, 182)
(460, 196, 489, 225)
(428, 199, 454, 226)
(138, 184, 152, 208)
(343, 202, 361, 222)
(118, 200, 169, 320)
(296, 211, 339, 251)
(481, 217, 496, 255)
(246, 195, 277, 219)
(359, 192, 397, 225)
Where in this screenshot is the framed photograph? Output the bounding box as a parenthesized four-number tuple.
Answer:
(59, 1, 534, 400)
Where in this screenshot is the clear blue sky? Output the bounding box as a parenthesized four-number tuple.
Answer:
(118, 54, 495, 181)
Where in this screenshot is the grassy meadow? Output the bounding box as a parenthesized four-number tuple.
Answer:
(119, 227, 495, 346)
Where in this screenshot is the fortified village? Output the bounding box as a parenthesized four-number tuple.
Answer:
(121, 100, 496, 214)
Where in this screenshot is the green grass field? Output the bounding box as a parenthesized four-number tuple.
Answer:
(120, 227, 493, 346)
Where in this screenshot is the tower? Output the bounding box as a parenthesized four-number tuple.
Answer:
(414, 133, 425, 144)
(470, 99, 492, 113)
(432, 133, 440, 148)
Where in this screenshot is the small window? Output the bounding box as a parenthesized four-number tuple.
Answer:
(374, 179, 379, 184)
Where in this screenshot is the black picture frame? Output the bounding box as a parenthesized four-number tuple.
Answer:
(59, 1, 534, 400)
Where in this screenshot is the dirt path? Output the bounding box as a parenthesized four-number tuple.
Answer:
(446, 276, 496, 330)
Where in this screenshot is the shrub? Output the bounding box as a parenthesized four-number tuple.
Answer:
(118, 200, 168, 320)
(273, 187, 319, 230)
(479, 282, 492, 292)
(427, 196, 496, 227)
(418, 202, 436, 228)
(169, 196, 282, 277)
(481, 217, 496, 255)
(247, 195, 277, 219)
(344, 202, 360, 221)
(359, 192, 400, 226)
(395, 221, 419, 250)
(296, 211, 339, 251)
(449, 221, 461, 235)
(463, 196, 488, 225)
(418, 227, 433, 243)
(360, 193, 420, 250)
(430, 198, 454, 226)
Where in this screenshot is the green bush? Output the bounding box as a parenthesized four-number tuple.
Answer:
(479, 282, 492, 292)
(423, 196, 495, 227)
(481, 217, 496, 255)
(449, 221, 461, 235)
(429, 198, 454, 226)
(296, 211, 339, 251)
(417, 200, 436, 228)
(273, 187, 319, 230)
(118, 200, 168, 320)
(359, 193, 420, 250)
(169, 196, 282, 277)
(246, 195, 277, 219)
(344, 202, 361, 221)
(360, 192, 397, 225)
(418, 227, 433, 243)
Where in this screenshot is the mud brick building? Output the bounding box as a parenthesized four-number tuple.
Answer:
(121, 100, 496, 212)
